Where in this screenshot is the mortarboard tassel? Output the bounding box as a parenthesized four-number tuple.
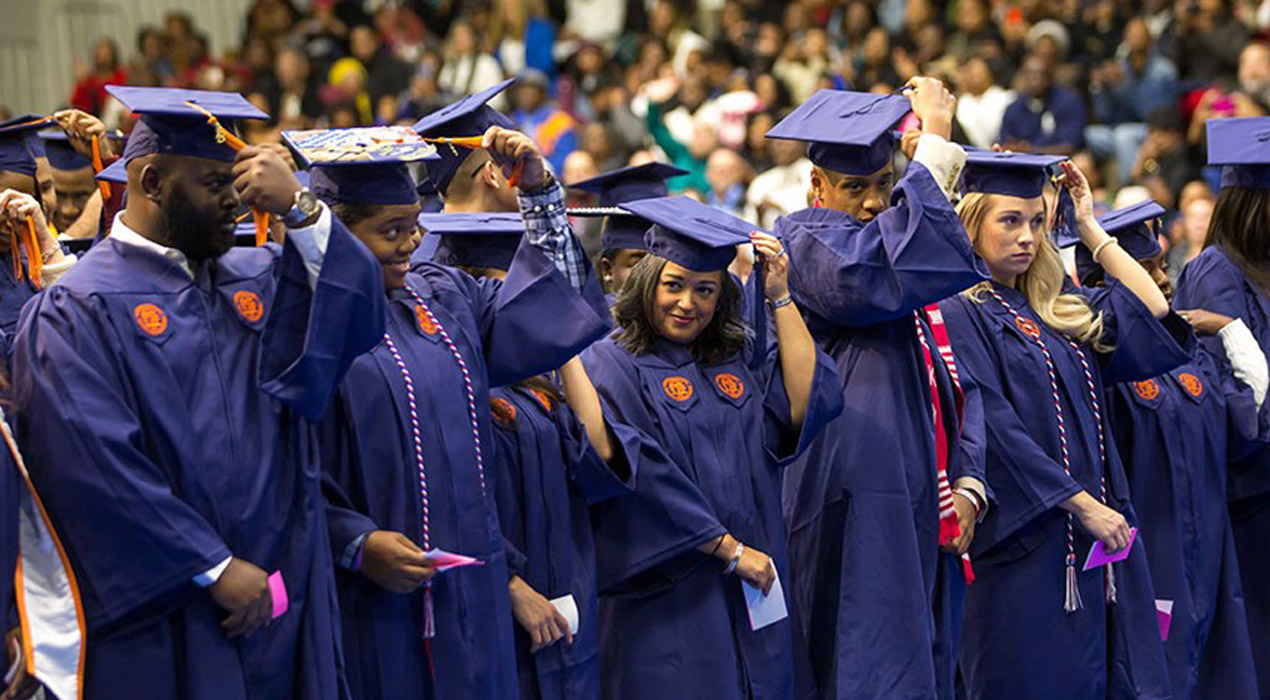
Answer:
(24, 216, 41, 289)
(423, 136, 525, 188)
(1064, 557, 1083, 613)
(90, 134, 111, 203)
(9, 221, 21, 284)
(183, 101, 271, 246)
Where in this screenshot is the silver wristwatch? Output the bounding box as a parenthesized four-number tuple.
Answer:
(283, 187, 320, 228)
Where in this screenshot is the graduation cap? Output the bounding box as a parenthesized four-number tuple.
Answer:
(1207, 117, 1270, 189)
(416, 177, 446, 213)
(569, 162, 689, 252)
(420, 211, 525, 271)
(96, 86, 269, 183)
(1075, 199, 1166, 285)
(412, 79, 516, 196)
(618, 195, 759, 272)
(285, 126, 439, 207)
(0, 115, 53, 177)
(39, 130, 93, 172)
(962, 150, 1079, 248)
(765, 90, 911, 176)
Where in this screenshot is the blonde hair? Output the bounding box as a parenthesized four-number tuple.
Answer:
(957, 192, 1108, 350)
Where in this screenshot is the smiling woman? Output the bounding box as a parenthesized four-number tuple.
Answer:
(612, 254, 745, 363)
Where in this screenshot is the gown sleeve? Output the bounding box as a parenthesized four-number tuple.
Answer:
(259, 208, 387, 420)
(580, 341, 727, 595)
(1084, 278, 1191, 384)
(780, 164, 987, 327)
(489, 418, 530, 578)
(952, 359, 991, 503)
(555, 399, 635, 504)
(438, 239, 611, 388)
(318, 395, 381, 568)
(757, 336, 845, 465)
(1175, 253, 1270, 453)
(12, 288, 232, 631)
(939, 295, 1084, 553)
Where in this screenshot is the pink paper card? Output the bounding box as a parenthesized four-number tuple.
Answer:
(1156, 600, 1174, 641)
(425, 548, 484, 573)
(268, 570, 289, 620)
(1083, 528, 1137, 571)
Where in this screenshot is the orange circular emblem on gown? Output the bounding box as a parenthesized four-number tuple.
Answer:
(490, 397, 517, 426)
(662, 376, 694, 402)
(530, 389, 554, 412)
(415, 305, 438, 335)
(1015, 317, 1041, 341)
(1179, 372, 1204, 398)
(714, 373, 745, 399)
(1133, 379, 1160, 400)
(133, 303, 168, 336)
(233, 290, 264, 323)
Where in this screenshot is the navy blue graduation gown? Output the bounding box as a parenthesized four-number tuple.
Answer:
(581, 332, 842, 700)
(11, 218, 385, 700)
(939, 280, 1188, 700)
(489, 382, 635, 700)
(1, 431, 14, 630)
(0, 251, 38, 360)
(776, 163, 988, 700)
(1109, 347, 1259, 700)
(321, 240, 611, 700)
(1172, 245, 1270, 698)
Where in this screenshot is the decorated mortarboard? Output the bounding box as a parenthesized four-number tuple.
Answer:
(283, 126, 439, 207)
(1075, 200, 1166, 285)
(0, 114, 54, 177)
(765, 90, 912, 176)
(618, 195, 760, 272)
(96, 86, 269, 183)
(412, 78, 516, 195)
(962, 150, 1079, 248)
(419, 211, 526, 271)
(39, 130, 93, 171)
(1207, 117, 1270, 190)
(569, 162, 689, 252)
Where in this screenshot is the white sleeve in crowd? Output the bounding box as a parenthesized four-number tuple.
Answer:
(912, 133, 967, 202)
(1219, 318, 1269, 410)
(285, 202, 333, 291)
(40, 254, 76, 287)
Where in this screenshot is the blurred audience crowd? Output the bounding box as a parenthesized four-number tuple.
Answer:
(35, 0, 1270, 279)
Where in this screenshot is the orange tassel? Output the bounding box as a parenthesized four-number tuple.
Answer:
(24, 216, 41, 290)
(91, 134, 111, 202)
(9, 222, 21, 283)
(422, 136, 524, 189)
(253, 210, 269, 246)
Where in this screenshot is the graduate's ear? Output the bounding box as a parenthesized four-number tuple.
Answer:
(137, 162, 166, 203)
(809, 167, 825, 204)
(479, 160, 502, 190)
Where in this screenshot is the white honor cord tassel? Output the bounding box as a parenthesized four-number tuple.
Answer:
(1065, 561, 1084, 613)
(1105, 562, 1118, 605)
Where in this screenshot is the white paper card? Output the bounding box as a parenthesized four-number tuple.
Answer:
(744, 568, 789, 631)
(550, 594, 580, 636)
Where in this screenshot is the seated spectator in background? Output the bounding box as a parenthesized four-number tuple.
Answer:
(1166, 181, 1215, 282)
(641, 77, 712, 194)
(1186, 73, 1268, 149)
(396, 54, 448, 122)
(1086, 16, 1178, 185)
(70, 38, 127, 115)
(1173, 0, 1247, 84)
(260, 47, 324, 125)
(581, 122, 625, 173)
(851, 27, 902, 90)
(131, 26, 175, 86)
(324, 57, 373, 125)
(1132, 108, 1196, 203)
(511, 70, 579, 176)
(745, 134, 811, 229)
(774, 27, 835, 104)
(955, 56, 1014, 150)
(349, 24, 411, 118)
(946, 0, 1002, 61)
(439, 21, 507, 108)
(1239, 41, 1270, 110)
(704, 148, 750, 216)
(999, 53, 1085, 155)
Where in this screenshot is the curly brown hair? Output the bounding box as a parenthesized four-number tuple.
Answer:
(612, 254, 747, 365)
(1205, 186, 1270, 294)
